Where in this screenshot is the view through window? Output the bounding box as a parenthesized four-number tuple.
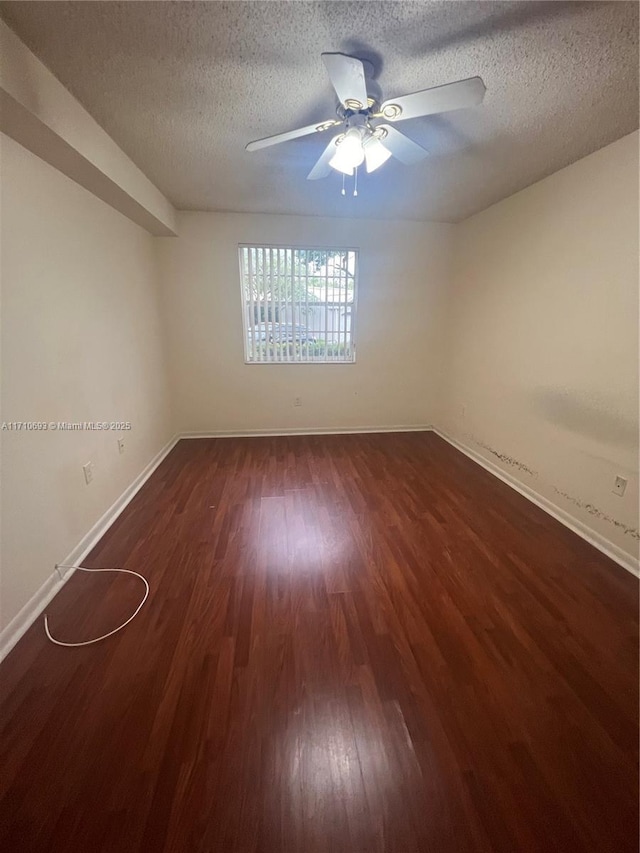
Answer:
(239, 245, 357, 363)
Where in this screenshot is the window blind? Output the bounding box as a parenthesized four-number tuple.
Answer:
(239, 245, 357, 364)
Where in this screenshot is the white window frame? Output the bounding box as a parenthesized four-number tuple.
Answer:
(238, 243, 358, 365)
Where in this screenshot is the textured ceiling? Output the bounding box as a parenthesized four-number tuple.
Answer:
(1, 1, 638, 222)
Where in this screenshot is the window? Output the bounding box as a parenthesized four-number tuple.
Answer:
(239, 245, 357, 364)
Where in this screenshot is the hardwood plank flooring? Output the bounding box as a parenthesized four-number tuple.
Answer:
(0, 432, 637, 852)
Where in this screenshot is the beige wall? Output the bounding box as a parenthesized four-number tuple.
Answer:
(440, 131, 639, 562)
(157, 212, 453, 433)
(0, 134, 173, 630)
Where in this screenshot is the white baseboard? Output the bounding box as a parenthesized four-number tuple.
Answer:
(0, 433, 180, 662)
(2, 426, 428, 660)
(3, 424, 635, 662)
(0, 571, 67, 664)
(181, 424, 432, 439)
(432, 428, 639, 578)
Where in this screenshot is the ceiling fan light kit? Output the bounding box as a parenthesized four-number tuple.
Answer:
(246, 52, 486, 196)
(329, 120, 367, 175)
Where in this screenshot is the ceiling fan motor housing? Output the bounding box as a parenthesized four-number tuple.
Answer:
(365, 76, 383, 108)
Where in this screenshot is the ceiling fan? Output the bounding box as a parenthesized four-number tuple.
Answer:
(246, 53, 486, 189)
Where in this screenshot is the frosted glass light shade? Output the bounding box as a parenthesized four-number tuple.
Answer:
(364, 136, 392, 173)
(330, 128, 365, 174)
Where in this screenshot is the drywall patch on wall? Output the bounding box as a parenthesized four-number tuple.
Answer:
(552, 487, 640, 540)
(533, 386, 638, 447)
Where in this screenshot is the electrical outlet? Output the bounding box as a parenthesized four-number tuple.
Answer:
(118, 438, 125, 455)
(612, 475, 627, 497)
(83, 461, 94, 485)
(293, 397, 302, 407)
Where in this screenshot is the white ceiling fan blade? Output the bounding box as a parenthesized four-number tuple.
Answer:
(364, 136, 392, 173)
(307, 135, 342, 180)
(322, 53, 369, 109)
(246, 119, 339, 152)
(380, 76, 486, 122)
(376, 125, 428, 165)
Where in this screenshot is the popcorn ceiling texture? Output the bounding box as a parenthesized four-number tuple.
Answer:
(0, 1, 638, 222)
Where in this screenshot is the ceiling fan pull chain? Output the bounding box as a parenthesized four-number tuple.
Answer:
(341, 173, 346, 196)
(353, 166, 358, 197)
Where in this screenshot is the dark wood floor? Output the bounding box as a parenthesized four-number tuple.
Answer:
(0, 433, 637, 852)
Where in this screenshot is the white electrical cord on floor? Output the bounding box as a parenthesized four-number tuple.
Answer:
(44, 564, 149, 648)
